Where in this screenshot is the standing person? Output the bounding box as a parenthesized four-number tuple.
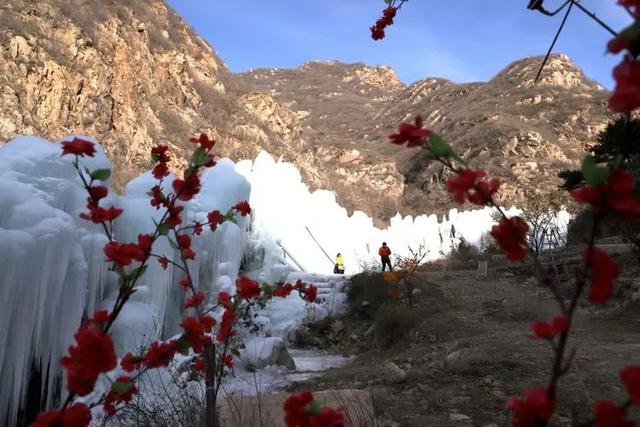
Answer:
(334, 253, 345, 274)
(378, 242, 392, 272)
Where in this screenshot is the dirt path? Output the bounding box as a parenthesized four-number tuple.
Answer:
(293, 269, 640, 426)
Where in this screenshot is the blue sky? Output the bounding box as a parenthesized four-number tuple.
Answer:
(166, 1, 631, 88)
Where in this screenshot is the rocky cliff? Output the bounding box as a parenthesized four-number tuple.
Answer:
(0, 0, 614, 221)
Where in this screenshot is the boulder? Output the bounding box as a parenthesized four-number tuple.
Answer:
(239, 337, 296, 371)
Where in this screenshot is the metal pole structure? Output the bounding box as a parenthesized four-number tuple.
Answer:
(304, 226, 336, 267)
(276, 241, 307, 272)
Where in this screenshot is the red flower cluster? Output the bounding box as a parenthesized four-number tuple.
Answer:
(283, 391, 345, 427)
(177, 233, 196, 260)
(149, 185, 165, 209)
(143, 340, 178, 368)
(273, 282, 295, 298)
(89, 185, 108, 201)
(236, 276, 261, 300)
(583, 247, 619, 304)
(217, 291, 232, 309)
(157, 256, 169, 270)
(173, 174, 201, 202)
(151, 145, 171, 180)
(79, 202, 122, 224)
(223, 354, 234, 368)
(446, 168, 500, 205)
(120, 352, 142, 372)
(207, 210, 223, 231)
(217, 309, 237, 343)
(104, 241, 145, 267)
(593, 400, 633, 427)
(506, 387, 556, 427)
(370, 6, 397, 40)
(103, 376, 137, 416)
(388, 116, 432, 147)
(61, 138, 96, 157)
(190, 133, 216, 150)
(61, 320, 117, 396)
(32, 403, 92, 427)
(180, 316, 214, 353)
(490, 217, 529, 262)
(234, 201, 252, 216)
(571, 169, 640, 218)
(529, 315, 569, 340)
(303, 285, 318, 303)
(184, 291, 206, 309)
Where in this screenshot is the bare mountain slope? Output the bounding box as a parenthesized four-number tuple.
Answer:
(0, 0, 614, 220)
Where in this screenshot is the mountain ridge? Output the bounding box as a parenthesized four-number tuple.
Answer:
(0, 1, 614, 222)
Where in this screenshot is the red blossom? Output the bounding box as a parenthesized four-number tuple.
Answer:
(185, 291, 206, 309)
(104, 242, 144, 267)
(166, 202, 184, 228)
(151, 145, 170, 163)
(61, 138, 96, 157)
(583, 246, 619, 304)
(529, 315, 569, 340)
(620, 365, 640, 405)
(79, 204, 123, 224)
(158, 256, 169, 270)
(593, 400, 633, 427)
(217, 309, 237, 343)
(199, 314, 216, 330)
(609, 57, 640, 113)
(143, 340, 178, 368)
(571, 169, 640, 218)
(172, 174, 201, 201)
(103, 376, 137, 416)
(32, 403, 92, 427)
(507, 387, 556, 427)
(194, 357, 206, 373)
(223, 354, 234, 368)
(490, 216, 529, 262)
(137, 234, 154, 257)
(61, 322, 117, 396)
(294, 279, 304, 290)
(304, 285, 318, 303)
(217, 291, 232, 309)
(92, 309, 110, 325)
(445, 168, 500, 205)
(180, 316, 211, 353)
(193, 222, 203, 235)
(283, 391, 314, 427)
(88, 185, 108, 201)
(236, 276, 261, 300)
(207, 210, 223, 231)
(274, 283, 294, 298)
(190, 133, 216, 150)
(233, 201, 252, 216)
(152, 162, 169, 180)
(120, 352, 142, 372)
(179, 276, 191, 291)
(149, 185, 165, 209)
(388, 116, 432, 147)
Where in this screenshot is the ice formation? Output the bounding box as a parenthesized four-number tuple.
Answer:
(0, 138, 569, 425)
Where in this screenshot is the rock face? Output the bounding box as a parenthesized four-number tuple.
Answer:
(0, 0, 614, 221)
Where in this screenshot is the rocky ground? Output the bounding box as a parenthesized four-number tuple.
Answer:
(290, 244, 640, 426)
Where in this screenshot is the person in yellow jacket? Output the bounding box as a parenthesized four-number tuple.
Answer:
(334, 253, 345, 274)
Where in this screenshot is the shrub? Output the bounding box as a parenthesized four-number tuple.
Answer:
(372, 306, 422, 347)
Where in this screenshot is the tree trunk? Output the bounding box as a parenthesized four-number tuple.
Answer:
(204, 344, 218, 427)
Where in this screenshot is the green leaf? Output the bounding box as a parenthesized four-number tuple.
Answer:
(429, 134, 454, 158)
(191, 147, 208, 167)
(157, 222, 171, 236)
(176, 336, 191, 355)
(384, 0, 391, 3)
(111, 380, 134, 395)
(581, 155, 610, 186)
(90, 168, 111, 181)
(307, 401, 322, 416)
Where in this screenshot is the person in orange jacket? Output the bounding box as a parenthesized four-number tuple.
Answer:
(378, 242, 393, 272)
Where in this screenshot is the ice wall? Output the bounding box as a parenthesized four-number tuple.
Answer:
(0, 137, 252, 425)
(237, 151, 569, 275)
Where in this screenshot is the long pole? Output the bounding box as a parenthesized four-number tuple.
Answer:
(304, 226, 335, 266)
